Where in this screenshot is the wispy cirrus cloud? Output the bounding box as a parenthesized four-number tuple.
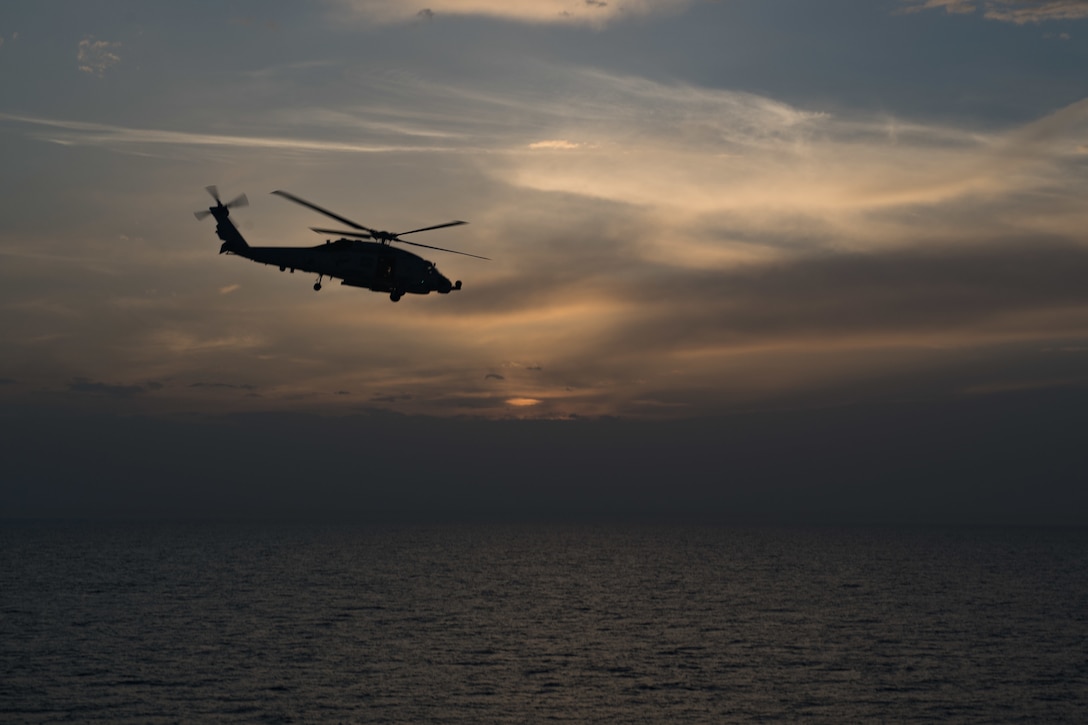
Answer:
(484, 70, 1088, 238)
(0, 113, 459, 156)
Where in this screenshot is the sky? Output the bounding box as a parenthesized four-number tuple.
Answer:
(2, 1, 1087, 522)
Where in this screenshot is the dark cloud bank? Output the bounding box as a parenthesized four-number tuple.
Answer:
(3, 386, 1086, 525)
(470, 237, 1088, 338)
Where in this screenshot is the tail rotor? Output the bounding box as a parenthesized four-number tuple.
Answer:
(194, 185, 248, 220)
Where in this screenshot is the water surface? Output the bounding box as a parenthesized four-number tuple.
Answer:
(2, 524, 1086, 722)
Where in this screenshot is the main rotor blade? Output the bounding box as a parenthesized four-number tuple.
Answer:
(271, 190, 373, 233)
(397, 220, 468, 236)
(226, 193, 248, 209)
(194, 209, 212, 220)
(310, 227, 372, 239)
(397, 238, 490, 260)
(206, 185, 221, 204)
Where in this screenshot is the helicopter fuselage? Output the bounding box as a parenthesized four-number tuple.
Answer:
(208, 202, 461, 301)
(226, 239, 458, 297)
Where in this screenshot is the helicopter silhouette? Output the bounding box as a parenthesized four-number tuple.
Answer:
(194, 186, 487, 302)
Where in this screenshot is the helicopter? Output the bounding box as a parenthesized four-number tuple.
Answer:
(194, 186, 488, 302)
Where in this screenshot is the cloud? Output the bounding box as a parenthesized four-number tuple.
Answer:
(189, 382, 258, 391)
(483, 72, 1088, 245)
(326, 0, 692, 26)
(903, 0, 1088, 23)
(371, 393, 413, 403)
(986, 0, 1088, 23)
(436, 225, 1088, 415)
(68, 377, 147, 399)
(0, 113, 458, 157)
(902, 0, 977, 14)
(485, 373, 505, 380)
(77, 37, 121, 76)
(5, 61, 1087, 420)
(529, 140, 585, 150)
(606, 240, 1088, 348)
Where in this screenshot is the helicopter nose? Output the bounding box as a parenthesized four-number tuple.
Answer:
(434, 273, 453, 293)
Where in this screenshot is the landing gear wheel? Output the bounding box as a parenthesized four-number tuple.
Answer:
(314, 282, 322, 291)
(390, 291, 402, 302)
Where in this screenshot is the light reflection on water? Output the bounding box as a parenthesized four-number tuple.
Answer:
(2, 524, 1086, 722)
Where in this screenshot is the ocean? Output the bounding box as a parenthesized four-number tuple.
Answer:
(2, 523, 1086, 722)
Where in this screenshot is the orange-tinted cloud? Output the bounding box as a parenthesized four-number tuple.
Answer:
(327, 0, 693, 26)
(3, 68, 1087, 420)
(903, 0, 1088, 23)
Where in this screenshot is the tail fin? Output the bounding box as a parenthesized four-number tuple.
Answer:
(211, 206, 251, 255)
